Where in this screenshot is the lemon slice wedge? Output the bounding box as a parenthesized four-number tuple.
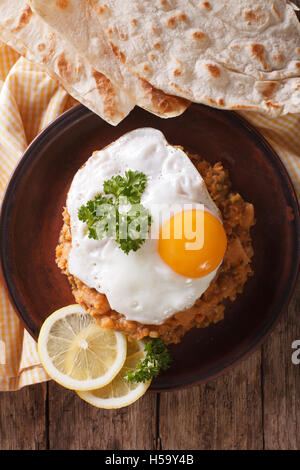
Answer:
(77, 338, 151, 408)
(38, 305, 127, 391)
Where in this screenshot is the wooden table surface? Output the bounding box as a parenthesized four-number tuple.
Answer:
(1, 2, 300, 450)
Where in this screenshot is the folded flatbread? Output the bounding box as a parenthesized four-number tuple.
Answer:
(0, 0, 134, 125)
(30, 0, 190, 119)
(86, 0, 300, 116)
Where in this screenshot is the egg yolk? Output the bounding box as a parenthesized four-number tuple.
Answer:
(158, 209, 227, 278)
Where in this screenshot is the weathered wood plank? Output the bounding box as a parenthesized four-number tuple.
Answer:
(48, 381, 157, 450)
(262, 277, 300, 450)
(159, 349, 263, 450)
(0, 382, 47, 450)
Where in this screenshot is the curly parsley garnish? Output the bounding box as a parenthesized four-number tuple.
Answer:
(125, 338, 172, 383)
(78, 170, 152, 254)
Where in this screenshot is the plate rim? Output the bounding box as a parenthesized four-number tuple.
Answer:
(0, 103, 299, 391)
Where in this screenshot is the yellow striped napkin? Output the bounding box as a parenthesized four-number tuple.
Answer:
(0, 43, 76, 391)
(0, 43, 299, 391)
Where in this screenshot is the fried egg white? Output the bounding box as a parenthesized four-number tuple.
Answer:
(67, 128, 225, 325)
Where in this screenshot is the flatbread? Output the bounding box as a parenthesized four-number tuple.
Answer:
(0, 1, 134, 125)
(30, 0, 190, 118)
(88, 0, 300, 116)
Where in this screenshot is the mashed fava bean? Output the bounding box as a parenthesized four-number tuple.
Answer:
(56, 156, 255, 344)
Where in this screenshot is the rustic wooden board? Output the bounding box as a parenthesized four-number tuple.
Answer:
(0, 383, 47, 450)
(47, 381, 157, 450)
(159, 349, 263, 450)
(262, 278, 300, 450)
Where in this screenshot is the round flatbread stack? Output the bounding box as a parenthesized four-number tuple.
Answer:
(1, 0, 299, 124)
(29, 0, 190, 119)
(88, 0, 300, 116)
(0, 0, 134, 125)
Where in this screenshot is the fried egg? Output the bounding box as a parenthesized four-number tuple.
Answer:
(67, 128, 227, 325)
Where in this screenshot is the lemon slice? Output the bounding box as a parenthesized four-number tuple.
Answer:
(38, 304, 127, 391)
(77, 338, 151, 408)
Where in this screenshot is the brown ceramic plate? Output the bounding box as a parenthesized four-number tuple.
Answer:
(0, 104, 299, 391)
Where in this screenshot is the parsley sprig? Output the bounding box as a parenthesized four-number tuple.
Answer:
(78, 170, 151, 254)
(125, 338, 172, 383)
(103, 170, 147, 204)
